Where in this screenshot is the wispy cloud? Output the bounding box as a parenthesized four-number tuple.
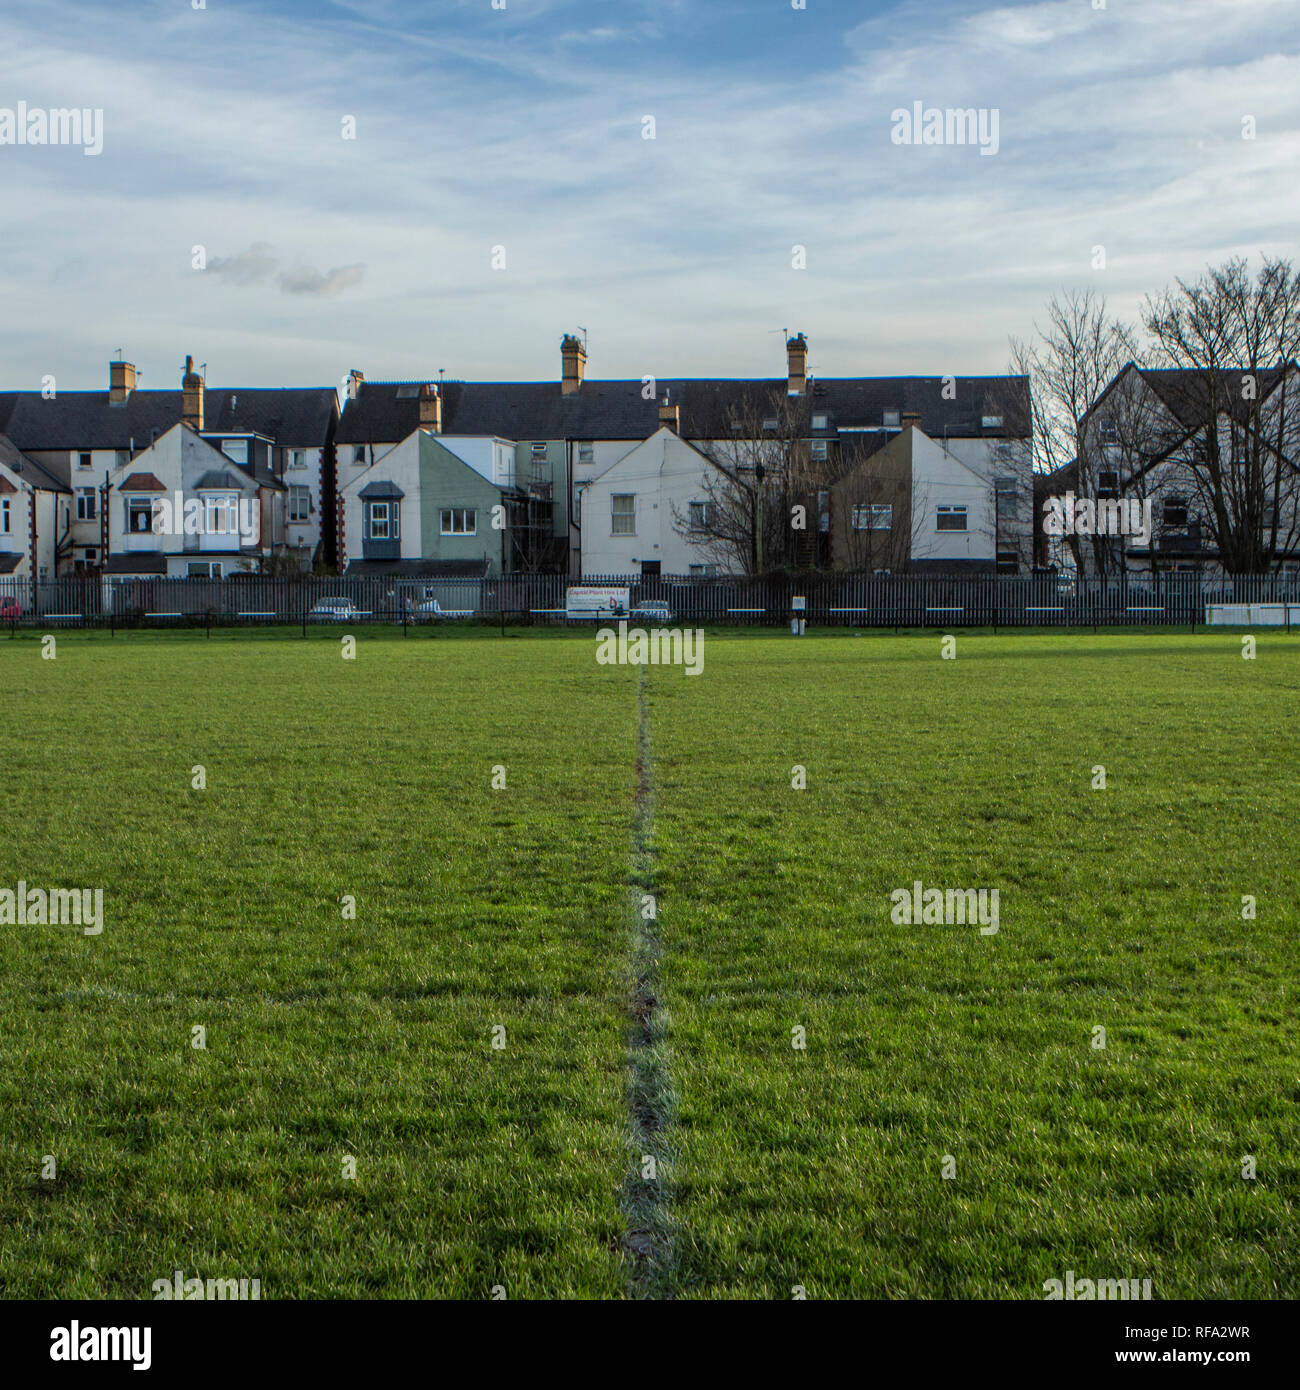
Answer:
(0, 0, 1295, 389)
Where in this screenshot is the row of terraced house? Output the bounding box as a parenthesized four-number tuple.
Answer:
(12, 332, 1293, 585)
(0, 334, 1044, 585)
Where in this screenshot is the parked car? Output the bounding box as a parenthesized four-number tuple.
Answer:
(308, 596, 365, 622)
(631, 599, 675, 624)
(414, 598, 476, 622)
(0, 598, 22, 621)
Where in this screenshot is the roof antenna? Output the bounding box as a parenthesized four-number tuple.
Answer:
(577, 326, 588, 351)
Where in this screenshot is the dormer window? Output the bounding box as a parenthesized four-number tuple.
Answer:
(883, 409, 901, 428)
(1098, 471, 1120, 499)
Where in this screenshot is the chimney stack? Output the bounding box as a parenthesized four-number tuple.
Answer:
(418, 383, 442, 433)
(659, 394, 680, 433)
(109, 359, 137, 404)
(182, 355, 204, 431)
(561, 334, 587, 395)
(346, 369, 365, 401)
(901, 411, 922, 432)
(787, 333, 808, 396)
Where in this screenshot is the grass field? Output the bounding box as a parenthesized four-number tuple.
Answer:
(1, 627, 1296, 1299)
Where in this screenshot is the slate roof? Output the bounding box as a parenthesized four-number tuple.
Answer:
(118, 472, 167, 492)
(194, 470, 253, 491)
(337, 376, 1032, 446)
(0, 387, 337, 453)
(0, 434, 69, 491)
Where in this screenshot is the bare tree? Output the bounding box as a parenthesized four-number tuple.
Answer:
(1010, 291, 1139, 574)
(1143, 257, 1300, 574)
(674, 389, 838, 575)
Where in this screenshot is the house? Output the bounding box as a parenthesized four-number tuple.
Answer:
(0, 356, 339, 573)
(337, 333, 1032, 576)
(577, 426, 723, 576)
(100, 423, 283, 578)
(829, 425, 1001, 573)
(1061, 360, 1300, 575)
(0, 433, 70, 584)
(337, 428, 522, 577)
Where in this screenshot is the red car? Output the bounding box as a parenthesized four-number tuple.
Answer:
(0, 598, 23, 621)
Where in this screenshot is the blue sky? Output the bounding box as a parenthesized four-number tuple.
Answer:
(1, 0, 1297, 392)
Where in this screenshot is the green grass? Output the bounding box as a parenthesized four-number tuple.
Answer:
(0, 627, 1296, 1298)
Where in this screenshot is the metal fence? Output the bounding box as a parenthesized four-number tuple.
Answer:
(0, 571, 1297, 630)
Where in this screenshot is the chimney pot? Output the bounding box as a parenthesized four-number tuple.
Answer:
(561, 334, 587, 395)
(109, 360, 137, 404)
(182, 355, 204, 431)
(418, 383, 442, 433)
(787, 333, 808, 396)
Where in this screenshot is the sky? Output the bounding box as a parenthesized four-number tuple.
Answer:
(0, 0, 1297, 393)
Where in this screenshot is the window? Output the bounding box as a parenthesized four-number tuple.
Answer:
(369, 501, 398, 539)
(78, 451, 92, 470)
(996, 549, 1019, 573)
(531, 442, 548, 458)
(812, 414, 828, 430)
(689, 563, 718, 578)
(1163, 496, 1189, 529)
(611, 494, 635, 535)
(577, 442, 594, 466)
(127, 497, 154, 534)
(203, 495, 238, 536)
(936, 505, 968, 531)
(853, 504, 893, 531)
(289, 486, 311, 523)
(995, 476, 1017, 496)
(1097, 471, 1119, 499)
(76, 488, 97, 521)
(353, 446, 367, 464)
(810, 439, 828, 462)
(882, 409, 901, 428)
(688, 500, 711, 532)
(982, 415, 1004, 429)
(187, 561, 222, 578)
(290, 450, 306, 470)
(1098, 418, 1119, 444)
(762, 418, 778, 432)
(439, 507, 475, 536)
(222, 439, 248, 465)
(0, 498, 9, 532)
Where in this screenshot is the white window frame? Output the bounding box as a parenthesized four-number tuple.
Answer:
(369, 501, 392, 539)
(440, 507, 476, 536)
(126, 495, 154, 535)
(936, 505, 968, 532)
(290, 449, 306, 470)
(688, 500, 710, 532)
(288, 486, 311, 523)
(611, 494, 636, 536)
(853, 503, 893, 531)
(0, 498, 9, 532)
(76, 488, 97, 521)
